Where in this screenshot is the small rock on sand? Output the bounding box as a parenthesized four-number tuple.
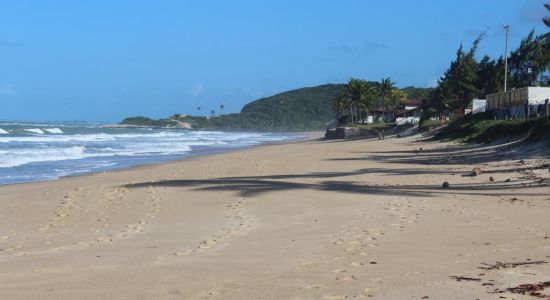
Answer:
(471, 167, 482, 176)
(442, 182, 450, 188)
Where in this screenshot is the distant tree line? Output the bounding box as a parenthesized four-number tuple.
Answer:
(334, 3, 550, 124)
(427, 3, 550, 118)
(332, 78, 407, 124)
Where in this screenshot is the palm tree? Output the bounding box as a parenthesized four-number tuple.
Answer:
(197, 106, 201, 115)
(347, 79, 366, 124)
(332, 91, 348, 120)
(219, 104, 225, 114)
(375, 78, 395, 122)
(347, 79, 377, 124)
(210, 109, 216, 116)
(332, 79, 379, 125)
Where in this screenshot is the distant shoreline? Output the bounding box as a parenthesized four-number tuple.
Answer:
(0, 130, 313, 186)
(2, 133, 549, 299)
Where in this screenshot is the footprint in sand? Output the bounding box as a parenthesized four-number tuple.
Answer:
(305, 284, 326, 289)
(162, 198, 253, 261)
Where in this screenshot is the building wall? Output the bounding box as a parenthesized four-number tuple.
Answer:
(472, 99, 486, 113)
(527, 87, 550, 105)
(486, 87, 550, 119)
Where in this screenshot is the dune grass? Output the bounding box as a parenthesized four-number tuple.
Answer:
(433, 113, 550, 143)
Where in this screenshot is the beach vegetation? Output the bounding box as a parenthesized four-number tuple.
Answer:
(433, 113, 550, 144)
(426, 2, 550, 120)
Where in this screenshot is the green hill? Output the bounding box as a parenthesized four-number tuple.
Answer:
(235, 83, 346, 131)
(121, 84, 346, 131)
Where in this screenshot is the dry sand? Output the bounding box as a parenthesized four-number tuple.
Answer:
(1, 134, 549, 299)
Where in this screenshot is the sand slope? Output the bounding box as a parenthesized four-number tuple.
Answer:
(1, 135, 549, 299)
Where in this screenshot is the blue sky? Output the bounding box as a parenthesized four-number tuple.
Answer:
(0, 0, 548, 122)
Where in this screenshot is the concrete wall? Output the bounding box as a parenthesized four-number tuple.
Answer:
(487, 87, 550, 110)
(487, 87, 550, 119)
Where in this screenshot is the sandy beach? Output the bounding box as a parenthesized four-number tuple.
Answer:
(1, 134, 549, 299)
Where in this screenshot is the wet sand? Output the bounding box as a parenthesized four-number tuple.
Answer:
(1, 134, 549, 299)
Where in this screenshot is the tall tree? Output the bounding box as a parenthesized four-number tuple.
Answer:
(375, 78, 395, 121)
(389, 89, 406, 108)
(476, 55, 504, 96)
(375, 78, 395, 109)
(508, 30, 547, 87)
(434, 35, 483, 111)
(346, 78, 370, 124)
(332, 78, 376, 124)
(332, 91, 348, 120)
(432, 80, 458, 120)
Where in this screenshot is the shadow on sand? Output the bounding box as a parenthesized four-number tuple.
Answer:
(124, 170, 549, 198)
(328, 139, 548, 166)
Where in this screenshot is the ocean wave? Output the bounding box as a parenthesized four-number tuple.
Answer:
(43, 128, 64, 134)
(0, 133, 114, 143)
(0, 143, 194, 168)
(24, 128, 45, 134)
(0, 128, 296, 183)
(0, 128, 8, 134)
(0, 131, 244, 143)
(0, 146, 87, 168)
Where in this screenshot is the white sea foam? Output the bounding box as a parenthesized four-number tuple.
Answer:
(24, 128, 45, 134)
(0, 127, 295, 184)
(0, 142, 193, 168)
(43, 128, 63, 134)
(0, 128, 8, 134)
(0, 146, 87, 168)
(0, 131, 236, 143)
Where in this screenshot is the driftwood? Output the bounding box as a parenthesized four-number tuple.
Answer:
(479, 260, 546, 270)
(450, 275, 481, 282)
(506, 281, 550, 298)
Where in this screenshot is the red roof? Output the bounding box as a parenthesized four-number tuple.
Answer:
(400, 99, 422, 106)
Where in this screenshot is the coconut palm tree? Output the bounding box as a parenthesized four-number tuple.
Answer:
(332, 91, 348, 120)
(347, 79, 377, 124)
(347, 79, 366, 124)
(219, 104, 225, 114)
(375, 78, 395, 121)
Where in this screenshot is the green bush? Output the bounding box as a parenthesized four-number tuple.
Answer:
(434, 112, 550, 143)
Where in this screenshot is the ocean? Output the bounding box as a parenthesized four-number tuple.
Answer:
(0, 121, 299, 185)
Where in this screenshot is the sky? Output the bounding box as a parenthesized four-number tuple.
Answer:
(0, 0, 548, 122)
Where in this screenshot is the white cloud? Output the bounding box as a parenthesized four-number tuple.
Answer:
(190, 83, 205, 98)
(0, 84, 18, 96)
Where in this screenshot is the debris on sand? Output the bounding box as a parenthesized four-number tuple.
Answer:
(450, 275, 481, 282)
(471, 167, 482, 176)
(442, 181, 450, 188)
(479, 260, 546, 270)
(489, 176, 495, 182)
(505, 281, 550, 298)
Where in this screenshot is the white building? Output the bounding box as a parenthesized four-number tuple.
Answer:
(486, 87, 550, 119)
(472, 99, 486, 114)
